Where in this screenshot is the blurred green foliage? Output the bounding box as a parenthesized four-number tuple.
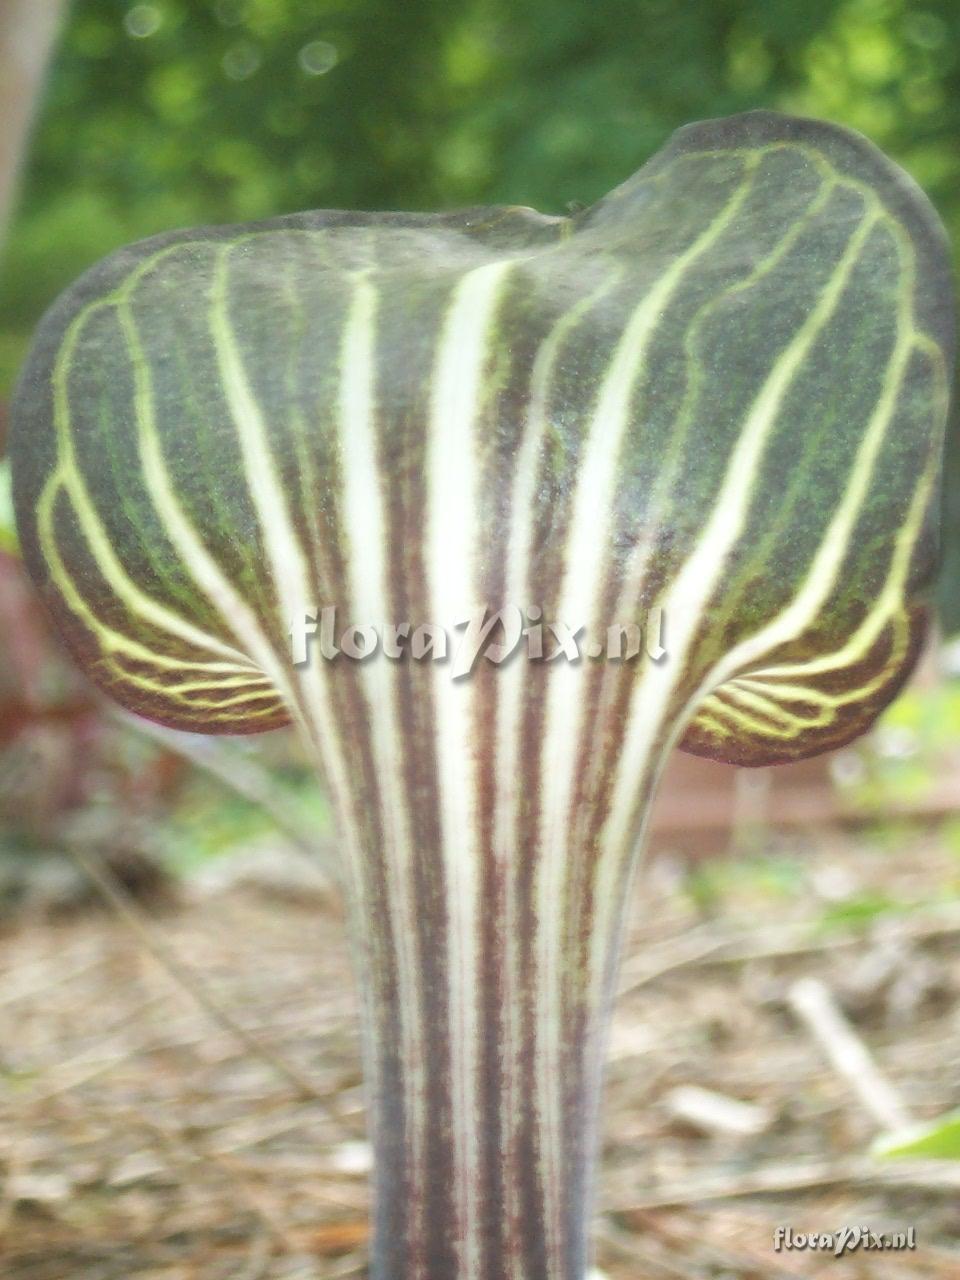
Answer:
(837, 680, 960, 809)
(8, 0, 960, 321)
(3, 0, 960, 617)
(163, 758, 329, 871)
(874, 1107, 960, 1159)
(0, 464, 15, 554)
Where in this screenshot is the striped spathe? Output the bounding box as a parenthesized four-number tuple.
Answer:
(11, 112, 955, 1280)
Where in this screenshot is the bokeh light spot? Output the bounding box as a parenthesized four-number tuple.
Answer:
(299, 41, 339, 77)
(223, 41, 263, 81)
(124, 4, 162, 40)
(903, 11, 949, 51)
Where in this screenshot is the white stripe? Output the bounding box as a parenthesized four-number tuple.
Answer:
(339, 273, 427, 1275)
(210, 248, 317, 650)
(427, 258, 514, 1280)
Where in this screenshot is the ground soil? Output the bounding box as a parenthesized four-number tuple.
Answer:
(1, 824, 959, 1279)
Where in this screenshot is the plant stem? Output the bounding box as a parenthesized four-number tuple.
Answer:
(293, 633, 669, 1277)
(337, 774, 660, 1280)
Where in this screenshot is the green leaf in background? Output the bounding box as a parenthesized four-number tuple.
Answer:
(873, 1108, 960, 1161)
(0, 461, 18, 555)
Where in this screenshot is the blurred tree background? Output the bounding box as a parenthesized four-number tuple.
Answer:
(2, 0, 960, 622)
(4, 0, 960, 328)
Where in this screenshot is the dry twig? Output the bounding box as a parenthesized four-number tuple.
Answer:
(788, 976, 913, 1132)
